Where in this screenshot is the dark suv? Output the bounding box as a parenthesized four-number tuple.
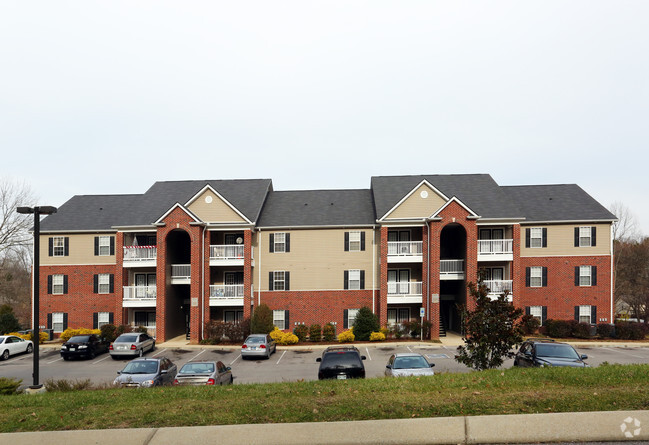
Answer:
(316, 346, 366, 380)
(514, 339, 588, 368)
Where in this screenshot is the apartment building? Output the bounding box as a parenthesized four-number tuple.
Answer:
(37, 174, 616, 342)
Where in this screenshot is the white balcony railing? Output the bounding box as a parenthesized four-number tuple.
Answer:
(210, 244, 244, 260)
(388, 241, 423, 256)
(123, 246, 157, 261)
(387, 281, 423, 296)
(440, 259, 464, 275)
(484, 280, 513, 295)
(209, 284, 244, 299)
(123, 286, 157, 300)
(171, 264, 191, 280)
(478, 239, 513, 255)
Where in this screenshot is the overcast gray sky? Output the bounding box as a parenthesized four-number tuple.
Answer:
(1, 1, 647, 235)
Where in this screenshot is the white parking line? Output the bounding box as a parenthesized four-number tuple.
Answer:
(151, 348, 167, 357)
(47, 357, 63, 364)
(276, 350, 287, 364)
(187, 349, 206, 362)
(365, 347, 372, 361)
(91, 355, 111, 365)
(230, 354, 241, 366)
(602, 347, 645, 359)
(406, 346, 413, 353)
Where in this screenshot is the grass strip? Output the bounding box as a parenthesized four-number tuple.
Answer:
(1, 364, 648, 433)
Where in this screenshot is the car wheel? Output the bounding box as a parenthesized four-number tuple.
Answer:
(89, 350, 96, 359)
(26, 344, 33, 354)
(62, 356, 70, 361)
(138, 348, 144, 357)
(1, 349, 10, 360)
(229, 375, 233, 385)
(150, 342, 155, 352)
(513, 359, 519, 367)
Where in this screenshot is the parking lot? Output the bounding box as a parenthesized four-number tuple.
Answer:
(2, 342, 649, 389)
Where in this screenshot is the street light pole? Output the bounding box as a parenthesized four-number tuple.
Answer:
(17, 205, 57, 390)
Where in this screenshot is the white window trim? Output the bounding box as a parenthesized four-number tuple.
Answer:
(273, 271, 286, 291)
(98, 235, 111, 256)
(530, 228, 543, 248)
(348, 269, 361, 290)
(579, 266, 592, 287)
(52, 312, 64, 333)
(98, 312, 110, 328)
(53, 236, 65, 256)
(347, 309, 359, 327)
(273, 233, 286, 253)
(348, 231, 361, 252)
(52, 274, 64, 295)
(530, 266, 543, 288)
(579, 226, 592, 247)
(98, 273, 110, 294)
(579, 305, 592, 324)
(529, 306, 543, 325)
(273, 310, 286, 330)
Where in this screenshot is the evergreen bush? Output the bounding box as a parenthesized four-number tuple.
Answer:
(352, 307, 379, 341)
(309, 324, 322, 342)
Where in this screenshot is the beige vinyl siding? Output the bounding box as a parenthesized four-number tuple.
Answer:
(40, 234, 116, 265)
(385, 183, 446, 220)
(187, 190, 247, 223)
(520, 223, 611, 257)
(258, 228, 378, 291)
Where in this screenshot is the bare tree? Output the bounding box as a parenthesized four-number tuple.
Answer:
(610, 201, 639, 242)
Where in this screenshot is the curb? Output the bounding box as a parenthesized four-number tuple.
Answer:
(3, 410, 648, 444)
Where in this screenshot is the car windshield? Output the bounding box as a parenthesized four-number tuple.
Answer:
(536, 344, 580, 359)
(116, 335, 139, 343)
(179, 363, 215, 374)
(393, 356, 430, 369)
(322, 351, 362, 368)
(68, 336, 91, 343)
(122, 361, 158, 374)
(245, 337, 264, 344)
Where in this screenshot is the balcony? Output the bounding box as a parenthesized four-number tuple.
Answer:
(387, 241, 423, 263)
(440, 259, 464, 280)
(478, 239, 513, 262)
(387, 281, 422, 304)
(123, 246, 157, 267)
(484, 280, 513, 296)
(209, 284, 244, 306)
(171, 264, 191, 284)
(210, 244, 245, 266)
(123, 286, 157, 307)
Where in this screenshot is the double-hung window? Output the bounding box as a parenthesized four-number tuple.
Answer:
(52, 237, 66, 256)
(346, 309, 359, 328)
(579, 266, 592, 286)
(578, 227, 594, 247)
(97, 312, 110, 328)
(348, 270, 361, 290)
(270, 271, 289, 291)
(274, 233, 286, 253)
(273, 310, 286, 330)
(529, 267, 543, 287)
(578, 305, 592, 324)
(530, 228, 543, 248)
(52, 275, 65, 295)
(98, 236, 111, 256)
(52, 313, 64, 333)
(98, 274, 110, 294)
(346, 231, 363, 251)
(529, 306, 543, 325)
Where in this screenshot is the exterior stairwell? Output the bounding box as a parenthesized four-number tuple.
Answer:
(439, 312, 447, 337)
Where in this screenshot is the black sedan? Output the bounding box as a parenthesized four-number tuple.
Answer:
(316, 346, 366, 380)
(60, 334, 110, 360)
(514, 339, 588, 368)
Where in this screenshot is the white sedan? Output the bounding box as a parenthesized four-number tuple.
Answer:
(0, 335, 34, 360)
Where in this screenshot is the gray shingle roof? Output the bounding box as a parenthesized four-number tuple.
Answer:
(502, 184, 617, 223)
(257, 189, 376, 227)
(371, 174, 524, 219)
(40, 179, 272, 231)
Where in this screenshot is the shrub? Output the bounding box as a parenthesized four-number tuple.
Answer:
(322, 323, 336, 342)
(278, 332, 299, 345)
(615, 322, 647, 340)
(0, 377, 22, 395)
(100, 324, 118, 342)
(269, 327, 284, 342)
(544, 319, 573, 338)
(10, 331, 48, 344)
(204, 319, 251, 344)
(115, 324, 133, 337)
(597, 323, 615, 339)
(369, 331, 386, 341)
(250, 303, 274, 334)
(59, 328, 101, 342)
(44, 378, 92, 392)
(293, 324, 308, 342)
(572, 322, 593, 339)
(309, 324, 322, 342)
(337, 330, 355, 343)
(352, 307, 379, 341)
(0, 305, 22, 334)
(520, 314, 541, 335)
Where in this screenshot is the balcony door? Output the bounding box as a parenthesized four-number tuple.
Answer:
(388, 269, 410, 294)
(224, 272, 244, 297)
(134, 273, 156, 298)
(388, 230, 411, 255)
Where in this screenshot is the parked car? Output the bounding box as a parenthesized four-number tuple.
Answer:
(241, 334, 276, 360)
(109, 332, 155, 359)
(316, 345, 366, 380)
(60, 334, 109, 360)
(0, 335, 33, 361)
(173, 360, 233, 386)
(114, 357, 177, 387)
(514, 338, 589, 368)
(385, 353, 435, 377)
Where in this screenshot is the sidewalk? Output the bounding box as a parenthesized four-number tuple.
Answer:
(4, 410, 648, 444)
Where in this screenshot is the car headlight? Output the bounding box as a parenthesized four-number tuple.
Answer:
(79, 345, 87, 349)
(140, 380, 155, 388)
(61, 346, 67, 350)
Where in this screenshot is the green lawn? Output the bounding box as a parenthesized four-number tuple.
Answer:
(1, 364, 648, 433)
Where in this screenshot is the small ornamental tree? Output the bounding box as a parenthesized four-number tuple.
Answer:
(0, 305, 21, 334)
(250, 303, 274, 334)
(455, 278, 524, 371)
(352, 307, 379, 341)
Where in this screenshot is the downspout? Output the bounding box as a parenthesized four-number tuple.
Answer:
(426, 220, 430, 337)
(258, 228, 262, 306)
(372, 227, 376, 313)
(201, 225, 206, 341)
(610, 224, 614, 324)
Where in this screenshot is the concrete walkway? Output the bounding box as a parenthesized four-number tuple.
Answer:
(4, 410, 648, 444)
